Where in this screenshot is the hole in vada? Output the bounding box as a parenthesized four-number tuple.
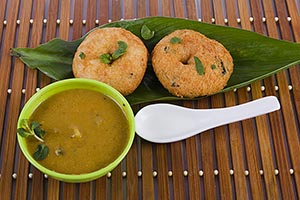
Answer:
(181, 59, 189, 65)
(180, 54, 192, 65)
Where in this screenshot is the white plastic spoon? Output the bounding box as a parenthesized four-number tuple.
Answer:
(135, 96, 280, 143)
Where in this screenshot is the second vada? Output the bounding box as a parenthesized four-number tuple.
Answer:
(152, 29, 234, 98)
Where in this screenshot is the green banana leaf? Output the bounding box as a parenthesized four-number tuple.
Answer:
(11, 17, 300, 105)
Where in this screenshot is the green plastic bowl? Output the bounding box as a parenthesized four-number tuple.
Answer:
(17, 78, 135, 183)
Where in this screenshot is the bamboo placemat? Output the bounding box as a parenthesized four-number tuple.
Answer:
(0, 0, 299, 199)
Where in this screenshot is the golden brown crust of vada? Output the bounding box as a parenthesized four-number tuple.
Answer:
(152, 29, 234, 98)
(72, 27, 148, 96)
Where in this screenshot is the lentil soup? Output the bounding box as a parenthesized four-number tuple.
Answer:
(26, 89, 129, 174)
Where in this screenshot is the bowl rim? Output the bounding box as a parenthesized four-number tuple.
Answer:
(17, 78, 135, 183)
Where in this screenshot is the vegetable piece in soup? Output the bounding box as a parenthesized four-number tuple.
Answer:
(26, 89, 129, 174)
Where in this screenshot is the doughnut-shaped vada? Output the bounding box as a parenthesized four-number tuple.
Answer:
(152, 29, 234, 98)
(72, 28, 148, 95)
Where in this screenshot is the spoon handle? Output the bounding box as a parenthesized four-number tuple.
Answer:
(205, 96, 280, 129)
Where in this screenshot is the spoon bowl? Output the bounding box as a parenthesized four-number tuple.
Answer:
(135, 96, 280, 143)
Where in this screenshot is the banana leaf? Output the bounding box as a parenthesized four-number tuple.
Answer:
(11, 17, 300, 105)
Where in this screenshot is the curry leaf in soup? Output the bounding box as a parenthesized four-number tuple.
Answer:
(31, 121, 40, 130)
(20, 119, 31, 131)
(17, 128, 31, 138)
(141, 24, 155, 40)
(18, 119, 32, 136)
(112, 41, 127, 60)
(31, 121, 46, 139)
(34, 126, 46, 139)
(33, 144, 49, 160)
(17, 119, 45, 142)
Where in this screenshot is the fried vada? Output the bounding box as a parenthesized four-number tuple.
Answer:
(72, 27, 148, 95)
(152, 29, 234, 98)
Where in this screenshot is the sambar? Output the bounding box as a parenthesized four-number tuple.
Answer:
(26, 88, 129, 174)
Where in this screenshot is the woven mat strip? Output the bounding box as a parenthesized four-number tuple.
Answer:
(0, 0, 299, 199)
